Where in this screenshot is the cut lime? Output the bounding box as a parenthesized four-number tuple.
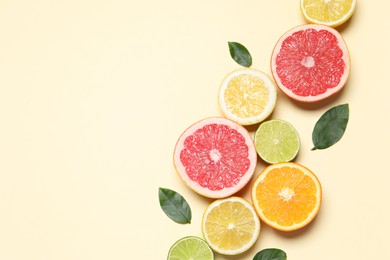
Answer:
(254, 119, 300, 164)
(167, 236, 214, 260)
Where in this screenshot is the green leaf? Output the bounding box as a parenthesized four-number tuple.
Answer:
(158, 187, 192, 224)
(228, 41, 252, 67)
(253, 248, 287, 260)
(312, 103, 349, 150)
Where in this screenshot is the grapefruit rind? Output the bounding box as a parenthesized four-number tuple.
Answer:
(251, 162, 322, 232)
(271, 24, 350, 103)
(201, 196, 261, 255)
(300, 0, 357, 28)
(218, 68, 277, 125)
(173, 117, 257, 199)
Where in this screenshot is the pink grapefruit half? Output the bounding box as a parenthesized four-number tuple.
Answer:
(173, 117, 257, 198)
(271, 24, 350, 102)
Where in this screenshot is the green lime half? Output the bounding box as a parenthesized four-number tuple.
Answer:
(167, 236, 214, 260)
(254, 119, 300, 164)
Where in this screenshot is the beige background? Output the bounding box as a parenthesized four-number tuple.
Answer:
(0, 0, 389, 259)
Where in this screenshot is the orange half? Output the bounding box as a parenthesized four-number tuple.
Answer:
(251, 162, 322, 231)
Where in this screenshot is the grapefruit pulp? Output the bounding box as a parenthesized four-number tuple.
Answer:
(271, 24, 350, 102)
(173, 117, 257, 198)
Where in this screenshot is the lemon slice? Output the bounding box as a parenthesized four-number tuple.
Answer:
(254, 119, 300, 164)
(167, 236, 214, 260)
(218, 68, 277, 125)
(201, 196, 260, 255)
(300, 0, 357, 27)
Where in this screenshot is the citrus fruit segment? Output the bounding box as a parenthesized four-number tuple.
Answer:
(251, 162, 322, 231)
(218, 68, 277, 125)
(167, 236, 214, 260)
(300, 0, 357, 28)
(173, 117, 257, 198)
(254, 119, 300, 164)
(271, 24, 350, 102)
(202, 197, 261, 255)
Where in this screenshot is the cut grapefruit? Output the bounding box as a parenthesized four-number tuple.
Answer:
(173, 117, 257, 198)
(271, 24, 350, 102)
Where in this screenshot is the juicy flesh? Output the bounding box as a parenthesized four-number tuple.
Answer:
(255, 166, 318, 227)
(224, 74, 269, 118)
(255, 120, 299, 163)
(276, 28, 345, 97)
(180, 124, 250, 191)
(169, 238, 212, 259)
(205, 201, 256, 251)
(304, 0, 354, 23)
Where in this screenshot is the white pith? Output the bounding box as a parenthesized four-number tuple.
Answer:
(279, 188, 294, 201)
(301, 56, 315, 68)
(209, 149, 221, 162)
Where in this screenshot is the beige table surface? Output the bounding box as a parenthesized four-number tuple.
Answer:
(1, 0, 389, 259)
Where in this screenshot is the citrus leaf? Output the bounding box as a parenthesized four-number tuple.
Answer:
(228, 41, 252, 67)
(253, 248, 287, 260)
(158, 187, 191, 224)
(312, 104, 349, 150)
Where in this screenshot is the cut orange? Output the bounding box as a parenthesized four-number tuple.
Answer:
(251, 162, 322, 231)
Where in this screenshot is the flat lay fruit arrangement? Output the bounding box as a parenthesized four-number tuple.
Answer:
(159, 1, 354, 259)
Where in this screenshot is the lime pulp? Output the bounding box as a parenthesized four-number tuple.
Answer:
(167, 236, 214, 260)
(254, 119, 300, 164)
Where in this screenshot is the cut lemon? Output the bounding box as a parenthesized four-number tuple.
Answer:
(251, 162, 322, 232)
(300, 0, 357, 27)
(218, 68, 277, 125)
(167, 236, 214, 260)
(254, 119, 300, 164)
(201, 196, 260, 255)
